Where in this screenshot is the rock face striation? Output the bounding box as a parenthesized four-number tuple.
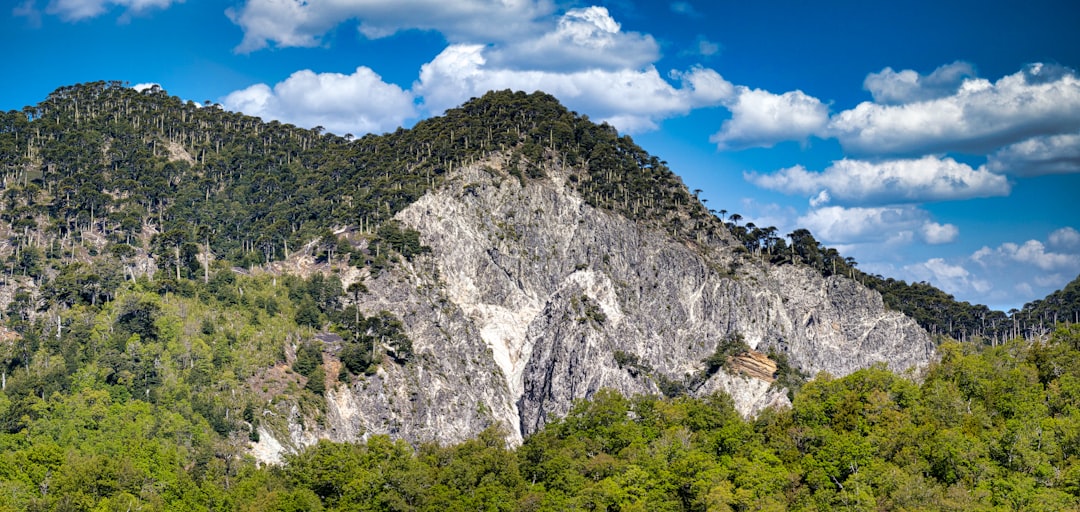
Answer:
(253, 156, 935, 461)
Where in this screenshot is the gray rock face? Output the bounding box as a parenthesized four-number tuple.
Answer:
(252, 158, 934, 460)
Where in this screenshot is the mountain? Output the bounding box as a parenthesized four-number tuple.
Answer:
(0, 82, 937, 458)
(6, 81, 1080, 510)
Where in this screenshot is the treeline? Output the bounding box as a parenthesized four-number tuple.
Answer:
(4, 321, 1080, 510)
(744, 225, 1078, 344)
(0, 82, 706, 276)
(1016, 273, 1080, 327)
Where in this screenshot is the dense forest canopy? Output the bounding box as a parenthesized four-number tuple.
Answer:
(3, 305, 1080, 510)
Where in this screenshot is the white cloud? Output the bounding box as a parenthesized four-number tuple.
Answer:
(985, 132, 1080, 176)
(973, 239, 1080, 271)
(485, 7, 659, 72)
(227, 0, 553, 53)
(746, 156, 1010, 204)
(863, 61, 975, 105)
(221, 66, 417, 136)
(415, 45, 731, 132)
(696, 37, 720, 57)
(808, 190, 830, 208)
(927, 231, 1080, 310)
(132, 82, 161, 93)
(223, 5, 735, 135)
(902, 258, 992, 296)
(709, 87, 830, 150)
(1035, 273, 1065, 288)
(679, 35, 721, 59)
(1049, 227, 1080, 249)
(831, 63, 1080, 155)
(920, 222, 959, 245)
(797, 205, 929, 244)
(44, 0, 180, 21)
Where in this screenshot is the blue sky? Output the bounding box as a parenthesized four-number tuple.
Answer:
(3, 0, 1080, 311)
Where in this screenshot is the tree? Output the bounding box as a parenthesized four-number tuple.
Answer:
(154, 229, 187, 281)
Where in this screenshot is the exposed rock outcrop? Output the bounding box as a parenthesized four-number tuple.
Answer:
(730, 351, 777, 382)
(252, 156, 935, 461)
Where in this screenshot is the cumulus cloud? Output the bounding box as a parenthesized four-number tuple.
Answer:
(227, 0, 553, 53)
(132, 82, 161, 92)
(920, 222, 959, 245)
(1049, 227, 1080, 249)
(746, 156, 1010, 204)
(415, 45, 732, 132)
(831, 63, 1080, 155)
(808, 190, 830, 208)
(485, 7, 659, 72)
(973, 239, 1080, 271)
(42, 0, 180, 21)
(222, 5, 735, 135)
(985, 132, 1080, 176)
(695, 36, 721, 57)
(709, 87, 830, 150)
(221, 66, 416, 136)
(797, 205, 933, 244)
(902, 258, 992, 296)
(891, 230, 1080, 310)
(863, 61, 976, 105)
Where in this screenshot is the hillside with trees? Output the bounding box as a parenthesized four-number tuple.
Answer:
(0, 82, 1078, 510)
(2, 80, 1058, 343)
(3, 319, 1079, 510)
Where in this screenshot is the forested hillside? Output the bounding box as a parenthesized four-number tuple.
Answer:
(0, 81, 707, 275)
(1, 81, 1058, 345)
(0, 82, 1077, 510)
(3, 320, 1079, 510)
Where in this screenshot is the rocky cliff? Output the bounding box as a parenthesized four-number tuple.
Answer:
(252, 154, 935, 462)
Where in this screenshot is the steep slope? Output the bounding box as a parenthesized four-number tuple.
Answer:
(1, 83, 935, 462)
(253, 152, 934, 458)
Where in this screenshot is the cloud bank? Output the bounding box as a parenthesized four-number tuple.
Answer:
(746, 156, 1010, 205)
(223, 6, 735, 135)
(797, 205, 955, 246)
(832, 63, 1080, 155)
(35, 0, 180, 21)
(222, 67, 416, 136)
(710, 87, 829, 150)
(863, 61, 975, 105)
(226, 0, 555, 53)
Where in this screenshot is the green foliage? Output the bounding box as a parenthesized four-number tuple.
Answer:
(4, 320, 1080, 509)
(114, 295, 160, 342)
(767, 349, 808, 400)
(372, 221, 431, 262)
(305, 366, 326, 395)
(339, 343, 373, 375)
(293, 341, 323, 377)
(294, 298, 323, 329)
(572, 294, 607, 326)
(4, 80, 1080, 511)
(704, 333, 750, 375)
